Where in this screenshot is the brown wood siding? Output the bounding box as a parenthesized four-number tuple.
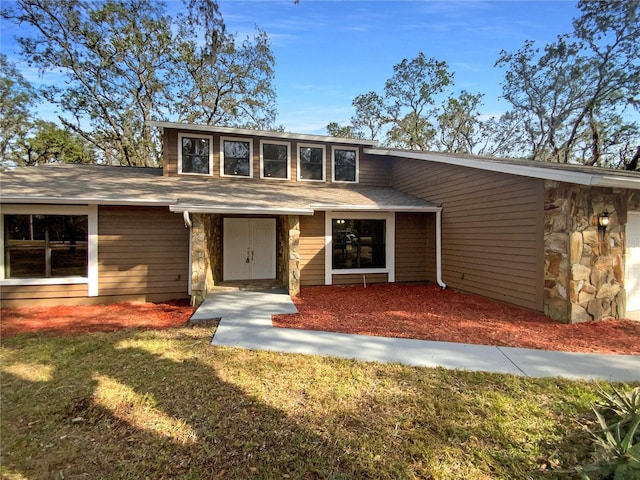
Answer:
(0, 284, 89, 307)
(98, 206, 189, 301)
(164, 128, 178, 176)
(390, 158, 545, 311)
(359, 155, 390, 186)
(331, 273, 388, 285)
(299, 212, 325, 285)
(395, 213, 429, 282)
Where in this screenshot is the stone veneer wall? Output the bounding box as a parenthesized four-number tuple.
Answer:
(544, 181, 638, 323)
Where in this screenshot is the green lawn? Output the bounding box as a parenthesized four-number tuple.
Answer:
(1, 324, 637, 479)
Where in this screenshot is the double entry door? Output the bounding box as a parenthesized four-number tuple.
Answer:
(223, 218, 276, 281)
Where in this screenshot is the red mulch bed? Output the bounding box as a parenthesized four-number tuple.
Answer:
(1, 299, 195, 337)
(272, 284, 640, 355)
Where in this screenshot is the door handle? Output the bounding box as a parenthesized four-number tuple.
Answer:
(251, 250, 254, 261)
(246, 248, 250, 263)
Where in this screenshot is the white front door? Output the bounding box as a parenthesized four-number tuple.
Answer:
(626, 212, 640, 319)
(223, 218, 276, 281)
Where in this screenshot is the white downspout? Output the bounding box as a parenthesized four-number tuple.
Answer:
(183, 211, 193, 296)
(435, 209, 447, 289)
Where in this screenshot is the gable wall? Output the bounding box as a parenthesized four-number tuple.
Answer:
(388, 156, 545, 311)
(163, 128, 389, 186)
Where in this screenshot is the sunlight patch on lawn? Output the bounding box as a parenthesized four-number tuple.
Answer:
(1, 363, 55, 383)
(92, 373, 198, 445)
(113, 337, 190, 362)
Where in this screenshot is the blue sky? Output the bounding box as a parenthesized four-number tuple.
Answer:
(1, 0, 581, 135)
(214, 0, 580, 134)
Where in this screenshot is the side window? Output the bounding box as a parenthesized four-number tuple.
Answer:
(179, 134, 212, 175)
(333, 147, 358, 183)
(221, 138, 253, 178)
(4, 214, 88, 278)
(261, 141, 290, 180)
(298, 144, 325, 182)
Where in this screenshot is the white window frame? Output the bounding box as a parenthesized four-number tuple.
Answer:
(297, 143, 326, 182)
(0, 204, 99, 296)
(220, 136, 254, 179)
(178, 133, 214, 176)
(324, 211, 395, 285)
(331, 146, 359, 183)
(260, 140, 291, 180)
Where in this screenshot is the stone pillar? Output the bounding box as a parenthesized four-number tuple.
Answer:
(190, 213, 215, 306)
(190, 214, 207, 306)
(544, 182, 571, 322)
(205, 214, 222, 285)
(288, 216, 301, 296)
(544, 181, 631, 323)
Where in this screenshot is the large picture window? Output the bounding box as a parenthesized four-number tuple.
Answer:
(221, 138, 253, 177)
(179, 134, 212, 175)
(332, 147, 358, 182)
(298, 144, 325, 181)
(4, 214, 88, 278)
(261, 141, 290, 179)
(332, 219, 386, 269)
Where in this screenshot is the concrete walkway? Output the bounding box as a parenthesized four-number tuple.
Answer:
(191, 290, 640, 382)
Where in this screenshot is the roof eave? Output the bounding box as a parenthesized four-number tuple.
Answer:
(0, 196, 176, 206)
(367, 148, 640, 190)
(169, 204, 315, 216)
(309, 204, 441, 212)
(147, 120, 378, 147)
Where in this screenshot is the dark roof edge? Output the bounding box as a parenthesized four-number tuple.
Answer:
(147, 121, 378, 147)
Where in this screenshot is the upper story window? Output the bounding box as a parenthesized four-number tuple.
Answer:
(332, 147, 359, 183)
(298, 144, 325, 182)
(221, 137, 253, 178)
(260, 141, 290, 180)
(179, 133, 213, 175)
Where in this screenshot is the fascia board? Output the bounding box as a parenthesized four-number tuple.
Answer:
(169, 204, 315, 216)
(309, 204, 441, 212)
(0, 196, 176, 206)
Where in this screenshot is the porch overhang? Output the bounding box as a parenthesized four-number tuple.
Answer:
(309, 204, 442, 213)
(169, 204, 315, 216)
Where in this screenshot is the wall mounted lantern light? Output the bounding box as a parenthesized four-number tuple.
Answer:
(597, 210, 610, 233)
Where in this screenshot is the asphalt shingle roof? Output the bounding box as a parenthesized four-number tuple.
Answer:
(0, 164, 437, 213)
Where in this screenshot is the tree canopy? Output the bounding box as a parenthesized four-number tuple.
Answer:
(328, 1, 639, 170)
(1, 0, 277, 167)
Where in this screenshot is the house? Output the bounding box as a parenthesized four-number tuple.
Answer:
(1, 121, 639, 323)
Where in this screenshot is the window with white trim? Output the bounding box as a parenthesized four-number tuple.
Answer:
(332, 219, 386, 269)
(4, 214, 88, 278)
(260, 141, 290, 180)
(332, 147, 359, 183)
(325, 211, 395, 285)
(178, 134, 213, 175)
(298, 144, 325, 181)
(1, 205, 98, 295)
(221, 137, 253, 177)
